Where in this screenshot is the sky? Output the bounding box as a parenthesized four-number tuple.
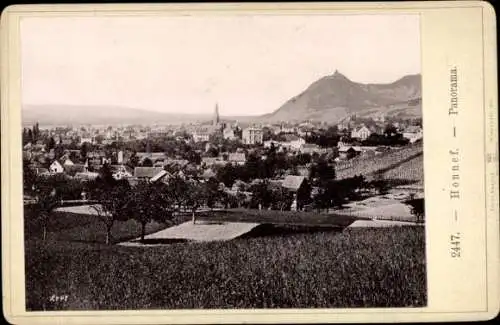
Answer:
(21, 14, 420, 116)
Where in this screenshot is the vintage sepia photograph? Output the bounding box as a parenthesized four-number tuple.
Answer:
(20, 13, 426, 311)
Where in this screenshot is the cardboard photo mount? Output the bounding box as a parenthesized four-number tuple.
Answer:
(1, 1, 499, 324)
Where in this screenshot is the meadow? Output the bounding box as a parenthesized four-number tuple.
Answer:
(25, 208, 427, 310)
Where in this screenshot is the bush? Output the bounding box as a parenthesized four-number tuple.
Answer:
(405, 198, 425, 223)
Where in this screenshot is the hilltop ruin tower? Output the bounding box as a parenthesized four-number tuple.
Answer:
(213, 102, 220, 126)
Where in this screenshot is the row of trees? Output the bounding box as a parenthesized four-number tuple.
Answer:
(361, 133, 410, 147)
(22, 123, 41, 145)
(28, 168, 424, 245)
(28, 164, 243, 244)
(215, 147, 338, 188)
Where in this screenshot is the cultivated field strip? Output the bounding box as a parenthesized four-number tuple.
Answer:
(336, 144, 423, 180)
(382, 154, 424, 184)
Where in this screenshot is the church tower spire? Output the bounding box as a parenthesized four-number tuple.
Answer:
(213, 102, 220, 126)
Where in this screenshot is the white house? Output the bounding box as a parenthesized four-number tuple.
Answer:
(280, 135, 306, 151)
(403, 126, 423, 143)
(242, 127, 263, 145)
(299, 143, 327, 155)
(223, 127, 237, 140)
(228, 152, 246, 166)
(63, 158, 74, 166)
(351, 125, 371, 140)
(112, 165, 133, 180)
(279, 125, 296, 134)
(201, 156, 225, 167)
(117, 151, 124, 164)
(192, 130, 211, 143)
(263, 140, 280, 149)
(79, 137, 94, 145)
(49, 160, 64, 173)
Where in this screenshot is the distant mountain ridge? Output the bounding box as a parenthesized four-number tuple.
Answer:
(23, 71, 421, 126)
(22, 104, 212, 127)
(262, 71, 421, 123)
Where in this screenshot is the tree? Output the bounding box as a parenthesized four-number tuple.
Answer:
(128, 181, 173, 242)
(309, 159, 336, 185)
(80, 143, 89, 161)
(296, 179, 312, 210)
(47, 137, 56, 150)
(165, 175, 190, 213)
(22, 128, 29, 145)
(249, 180, 273, 209)
(142, 157, 153, 167)
(32, 178, 60, 241)
(207, 146, 219, 158)
(184, 181, 207, 224)
(32, 122, 40, 142)
(56, 178, 85, 200)
(405, 197, 425, 223)
(205, 177, 223, 210)
(54, 145, 65, 160)
(271, 187, 294, 211)
(185, 150, 201, 165)
(384, 123, 398, 137)
(90, 182, 130, 245)
(217, 163, 248, 187)
(370, 173, 390, 195)
(313, 186, 330, 213)
(23, 160, 37, 193)
(97, 163, 116, 187)
(127, 153, 140, 169)
(220, 191, 238, 209)
(244, 153, 262, 181)
(296, 153, 312, 166)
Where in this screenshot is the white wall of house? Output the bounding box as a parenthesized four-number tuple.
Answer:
(49, 161, 64, 173)
(242, 128, 263, 145)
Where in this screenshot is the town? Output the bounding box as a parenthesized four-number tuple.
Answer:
(23, 104, 423, 200)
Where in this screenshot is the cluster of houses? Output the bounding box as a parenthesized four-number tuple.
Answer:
(26, 103, 422, 152)
(24, 105, 423, 197)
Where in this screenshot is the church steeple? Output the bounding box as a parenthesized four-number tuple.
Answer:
(213, 102, 220, 126)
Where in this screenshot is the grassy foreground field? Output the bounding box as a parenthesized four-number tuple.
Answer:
(25, 225, 426, 310)
(24, 210, 170, 244)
